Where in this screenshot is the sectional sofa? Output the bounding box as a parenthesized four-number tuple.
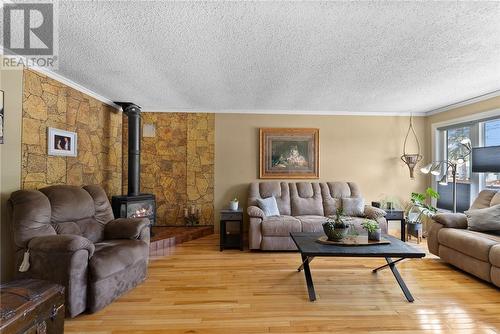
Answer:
(428, 189, 500, 288)
(247, 181, 387, 250)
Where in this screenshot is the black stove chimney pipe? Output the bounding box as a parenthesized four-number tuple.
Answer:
(115, 102, 142, 196)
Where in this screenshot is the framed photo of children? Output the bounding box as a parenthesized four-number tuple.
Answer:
(48, 128, 77, 157)
(260, 128, 319, 179)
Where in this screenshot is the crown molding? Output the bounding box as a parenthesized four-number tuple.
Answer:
(142, 108, 428, 116)
(30, 66, 121, 109)
(425, 90, 500, 116)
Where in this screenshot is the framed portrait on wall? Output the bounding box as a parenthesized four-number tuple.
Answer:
(48, 127, 78, 157)
(260, 128, 319, 179)
(0, 90, 4, 144)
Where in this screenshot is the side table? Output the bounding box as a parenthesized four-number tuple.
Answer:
(220, 208, 244, 251)
(385, 210, 406, 242)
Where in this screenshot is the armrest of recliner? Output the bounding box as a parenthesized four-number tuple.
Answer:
(247, 206, 266, 219)
(364, 205, 386, 220)
(432, 213, 468, 229)
(28, 234, 95, 257)
(104, 218, 150, 241)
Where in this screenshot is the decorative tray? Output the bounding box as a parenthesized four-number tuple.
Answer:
(316, 235, 391, 246)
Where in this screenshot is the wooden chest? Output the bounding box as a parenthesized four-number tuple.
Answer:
(0, 279, 65, 334)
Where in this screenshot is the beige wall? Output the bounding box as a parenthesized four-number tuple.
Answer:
(215, 114, 428, 232)
(0, 66, 23, 282)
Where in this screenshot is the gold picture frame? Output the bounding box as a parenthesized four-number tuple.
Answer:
(260, 128, 319, 179)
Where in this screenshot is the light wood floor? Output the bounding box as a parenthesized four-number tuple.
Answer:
(66, 234, 500, 334)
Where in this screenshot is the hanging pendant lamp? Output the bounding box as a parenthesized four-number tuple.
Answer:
(400, 114, 422, 179)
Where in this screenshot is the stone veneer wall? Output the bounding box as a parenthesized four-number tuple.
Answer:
(21, 69, 122, 195)
(122, 113, 214, 226)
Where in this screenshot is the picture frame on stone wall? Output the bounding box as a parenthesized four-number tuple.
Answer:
(48, 127, 77, 157)
(0, 90, 4, 144)
(260, 128, 319, 179)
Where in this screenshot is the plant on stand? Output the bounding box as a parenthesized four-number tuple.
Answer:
(323, 208, 350, 241)
(406, 187, 439, 242)
(362, 220, 381, 241)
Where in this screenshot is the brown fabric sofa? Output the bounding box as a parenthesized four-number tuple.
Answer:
(8, 185, 150, 317)
(427, 189, 500, 287)
(247, 182, 387, 250)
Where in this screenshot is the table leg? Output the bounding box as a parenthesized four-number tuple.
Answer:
(401, 219, 406, 242)
(384, 257, 414, 302)
(372, 258, 406, 272)
(297, 256, 315, 272)
(300, 254, 316, 301)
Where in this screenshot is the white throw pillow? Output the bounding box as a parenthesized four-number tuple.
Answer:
(256, 197, 280, 217)
(342, 197, 365, 217)
(464, 204, 500, 232)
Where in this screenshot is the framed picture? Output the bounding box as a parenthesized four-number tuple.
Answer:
(48, 127, 77, 157)
(0, 90, 4, 144)
(260, 128, 319, 179)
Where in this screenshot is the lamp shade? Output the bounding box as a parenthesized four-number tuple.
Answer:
(420, 163, 433, 174)
(438, 174, 448, 186)
(430, 162, 442, 176)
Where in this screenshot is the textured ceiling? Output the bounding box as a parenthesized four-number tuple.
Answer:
(54, 1, 500, 114)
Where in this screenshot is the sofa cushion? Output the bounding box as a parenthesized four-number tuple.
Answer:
(470, 189, 498, 209)
(83, 185, 115, 224)
(490, 245, 500, 267)
(261, 216, 301, 237)
(491, 192, 500, 207)
(290, 183, 324, 216)
(9, 190, 56, 248)
(256, 197, 280, 216)
(438, 228, 499, 262)
(465, 204, 500, 232)
(320, 182, 360, 216)
(90, 239, 149, 281)
(40, 185, 96, 223)
(342, 198, 365, 217)
(248, 182, 291, 216)
(296, 215, 326, 232)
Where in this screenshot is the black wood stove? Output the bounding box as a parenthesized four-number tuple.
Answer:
(112, 102, 156, 229)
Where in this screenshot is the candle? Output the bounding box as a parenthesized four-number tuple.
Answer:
(184, 208, 188, 218)
(191, 205, 195, 215)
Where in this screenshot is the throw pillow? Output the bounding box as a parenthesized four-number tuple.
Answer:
(256, 197, 280, 217)
(342, 197, 365, 217)
(464, 204, 500, 232)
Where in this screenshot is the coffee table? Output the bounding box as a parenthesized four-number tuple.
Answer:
(290, 232, 425, 302)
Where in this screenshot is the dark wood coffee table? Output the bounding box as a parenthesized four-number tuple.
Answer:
(290, 232, 425, 302)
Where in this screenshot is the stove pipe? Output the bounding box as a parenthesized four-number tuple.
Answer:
(116, 102, 142, 196)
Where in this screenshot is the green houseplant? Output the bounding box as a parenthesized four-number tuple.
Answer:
(406, 187, 439, 239)
(362, 219, 381, 241)
(322, 208, 350, 241)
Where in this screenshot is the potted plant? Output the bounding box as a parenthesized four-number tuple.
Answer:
(406, 187, 439, 239)
(229, 197, 239, 211)
(362, 220, 381, 241)
(323, 208, 350, 241)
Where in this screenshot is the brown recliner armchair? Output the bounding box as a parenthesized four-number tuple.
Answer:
(8, 185, 150, 317)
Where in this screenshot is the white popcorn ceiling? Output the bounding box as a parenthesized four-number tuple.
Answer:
(55, 1, 500, 114)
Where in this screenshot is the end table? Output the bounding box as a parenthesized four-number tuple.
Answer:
(220, 208, 244, 251)
(385, 209, 406, 242)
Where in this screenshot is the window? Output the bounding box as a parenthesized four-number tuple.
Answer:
(446, 126, 471, 182)
(484, 119, 500, 189)
(435, 114, 500, 211)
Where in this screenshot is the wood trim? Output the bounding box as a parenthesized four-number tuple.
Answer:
(259, 128, 319, 179)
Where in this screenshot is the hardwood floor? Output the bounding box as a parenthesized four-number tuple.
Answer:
(66, 234, 500, 334)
